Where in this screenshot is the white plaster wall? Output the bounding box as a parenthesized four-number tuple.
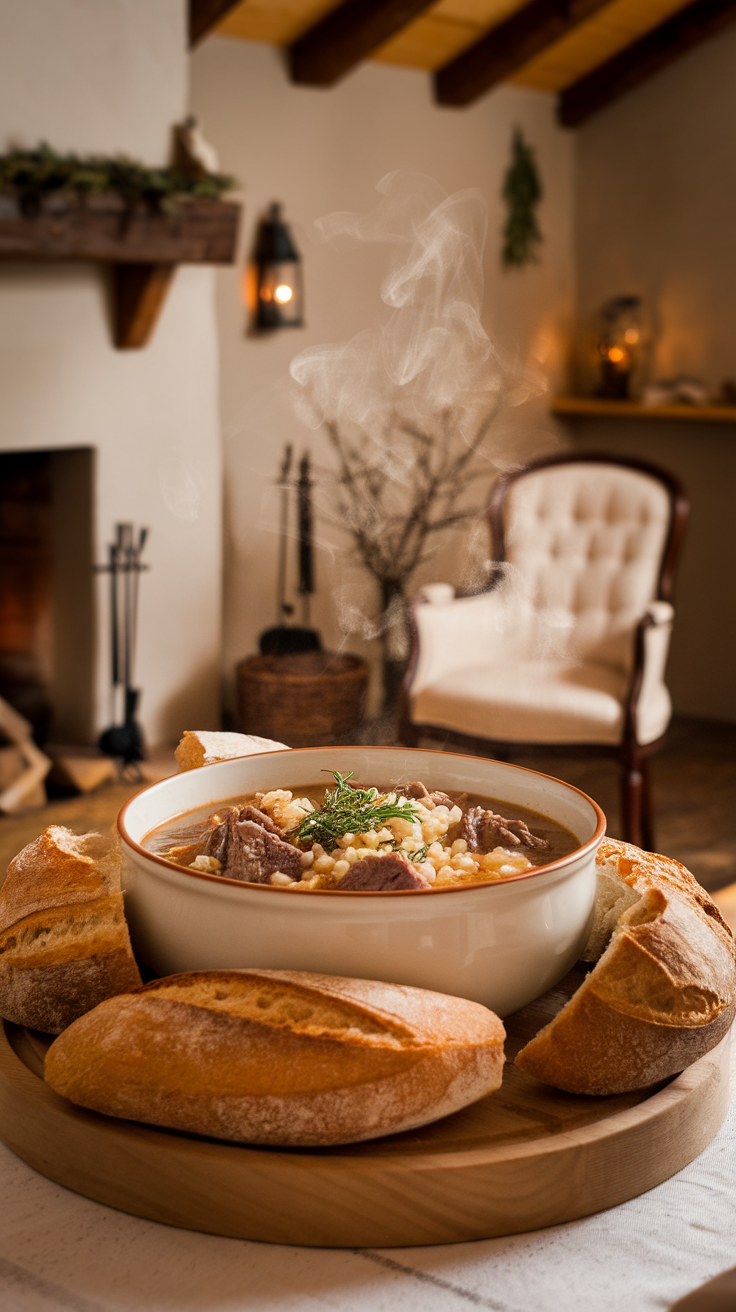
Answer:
(0, 0, 223, 745)
(573, 27, 736, 722)
(190, 38, 576, 714)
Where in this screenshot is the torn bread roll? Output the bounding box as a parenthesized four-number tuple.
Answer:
(44, 970, 505, 1146)
(0, 827, 141, 1034)
(175, 730, 288, 772)
(515, 839, 736, 1095)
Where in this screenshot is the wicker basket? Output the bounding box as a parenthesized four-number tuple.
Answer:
(236, 651, 368, 748)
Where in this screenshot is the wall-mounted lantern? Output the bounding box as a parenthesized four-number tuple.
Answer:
(254, 203, 303, 330)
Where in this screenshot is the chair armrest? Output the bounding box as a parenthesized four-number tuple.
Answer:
(408, 589, 509, 695)
(625, 602, 675, 745)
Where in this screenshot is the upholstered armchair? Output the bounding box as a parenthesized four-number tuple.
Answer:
(400, 454, 689, 850)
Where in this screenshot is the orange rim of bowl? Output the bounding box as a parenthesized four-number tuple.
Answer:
(117, 745, 607, 897)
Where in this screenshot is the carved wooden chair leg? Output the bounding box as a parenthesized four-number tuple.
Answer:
(620, 749, 646, 849)
(639, 756, 655, 853)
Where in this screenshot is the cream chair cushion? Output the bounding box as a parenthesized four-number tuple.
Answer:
(412, 657, 671, 747)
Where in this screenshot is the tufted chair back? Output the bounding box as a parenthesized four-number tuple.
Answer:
(488, 459, 676, 674)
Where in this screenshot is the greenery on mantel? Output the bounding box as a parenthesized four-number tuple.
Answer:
(0, 144, 236, 216)
(501, 129, 543, 269)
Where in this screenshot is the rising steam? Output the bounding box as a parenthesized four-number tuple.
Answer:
(287, 172, 544, 662)
(291, 171, 538, 443)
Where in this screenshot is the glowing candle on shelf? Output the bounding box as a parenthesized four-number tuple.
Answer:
(595, 296, 645, 398)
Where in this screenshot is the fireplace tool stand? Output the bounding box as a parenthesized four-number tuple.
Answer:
(259, 446, 321, 656)
(95, 523, 149, 775)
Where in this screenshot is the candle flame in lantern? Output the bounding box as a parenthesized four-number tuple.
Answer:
(275, 284, 293, 304)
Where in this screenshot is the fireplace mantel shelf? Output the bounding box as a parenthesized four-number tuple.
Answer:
(0, 194, 241, 348)
(552, 396, 736, 424)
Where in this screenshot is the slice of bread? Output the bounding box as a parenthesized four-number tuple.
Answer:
(515, 839, 736, 1095)
(175, 731, 289, 771)
(0, 827, 142, 1034)
(44, 969, 506, 1146)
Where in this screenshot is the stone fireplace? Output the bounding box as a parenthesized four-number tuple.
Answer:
(0, 448, 94, 744)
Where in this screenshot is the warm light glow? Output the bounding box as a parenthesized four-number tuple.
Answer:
(274, 284, 293, 304)
(624, 328, 640, 345)
(607, 346, 626, 364)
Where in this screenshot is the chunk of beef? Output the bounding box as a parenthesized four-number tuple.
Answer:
(336, 853, 430, 891)
(225, 820, 303, 884)
(202, 812, 236, 865)
(202, 804, 285, 867)
(201, 809, 298, 881)
(461, 806, 549, 854)
(404, 781, 455, 810)
(237, 804, 283, 836)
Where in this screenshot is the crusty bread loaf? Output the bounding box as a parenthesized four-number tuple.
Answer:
(0, 827, 141, 1034)
(515, 839, 736, 1095)
(175, 731, 288, 772)
(44, 969, 505, 1146)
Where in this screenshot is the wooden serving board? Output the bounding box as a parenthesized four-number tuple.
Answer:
(0, 970, 730, 1248)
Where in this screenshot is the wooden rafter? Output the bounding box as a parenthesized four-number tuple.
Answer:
(289, 0, 436, 86)
(559, 0, 736, 126)
(434, 0, 614, 107)
(189, 0, 242, 47)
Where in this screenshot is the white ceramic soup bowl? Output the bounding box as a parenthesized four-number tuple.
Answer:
(118, 746, 606, 1016)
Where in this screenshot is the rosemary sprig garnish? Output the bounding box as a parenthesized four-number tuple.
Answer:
(407, 844, 429, 863)
(290, 771, 419, 851)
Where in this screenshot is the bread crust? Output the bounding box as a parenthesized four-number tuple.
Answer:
(44, 969, 506, 1146)
(175, 731, 288, 771)
(515, 840, 736, 1095)
(0, 827, 142, 1033)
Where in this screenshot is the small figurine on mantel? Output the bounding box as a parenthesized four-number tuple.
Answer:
(173, 115, 220, 178)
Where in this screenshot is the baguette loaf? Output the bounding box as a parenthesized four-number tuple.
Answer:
(515, 839, 736, 1095)
(44, 969, 505, 1146)
(0, 827, 141, 1034)
(175, 731, 288, 772)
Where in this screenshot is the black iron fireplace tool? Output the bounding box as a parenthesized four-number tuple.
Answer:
(96, 523, 148, 771)
(259, 446, 321, 656)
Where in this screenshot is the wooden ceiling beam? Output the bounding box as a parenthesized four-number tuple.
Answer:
(559, 0, 736, 126)
(289, 0, 436, 86)
(189, 0, 241, 47)
(434, 0, 614, 107)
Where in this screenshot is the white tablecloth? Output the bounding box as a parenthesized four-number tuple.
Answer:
(1, 1048, 734, 1312)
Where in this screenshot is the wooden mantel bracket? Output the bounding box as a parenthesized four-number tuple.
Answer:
(0, 194, 240, 349)
(112, 263, 176, 350)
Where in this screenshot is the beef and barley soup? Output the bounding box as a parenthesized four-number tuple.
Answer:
(144, 771, 578, 892)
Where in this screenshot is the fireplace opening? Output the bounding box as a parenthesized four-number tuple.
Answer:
(0, 448, 94, 745)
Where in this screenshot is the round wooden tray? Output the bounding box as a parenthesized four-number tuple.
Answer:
(0, 970, 730, 1248)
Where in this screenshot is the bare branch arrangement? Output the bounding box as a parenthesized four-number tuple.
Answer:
(324, 403, 500, 708)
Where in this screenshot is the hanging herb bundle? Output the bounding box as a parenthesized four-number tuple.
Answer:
(0, 143, 235, 216)
(501, 129, 543, 269)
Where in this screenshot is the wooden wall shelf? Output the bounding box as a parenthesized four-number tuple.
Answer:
(552, 397, 736, 424)
(0, 194, 241, 348)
